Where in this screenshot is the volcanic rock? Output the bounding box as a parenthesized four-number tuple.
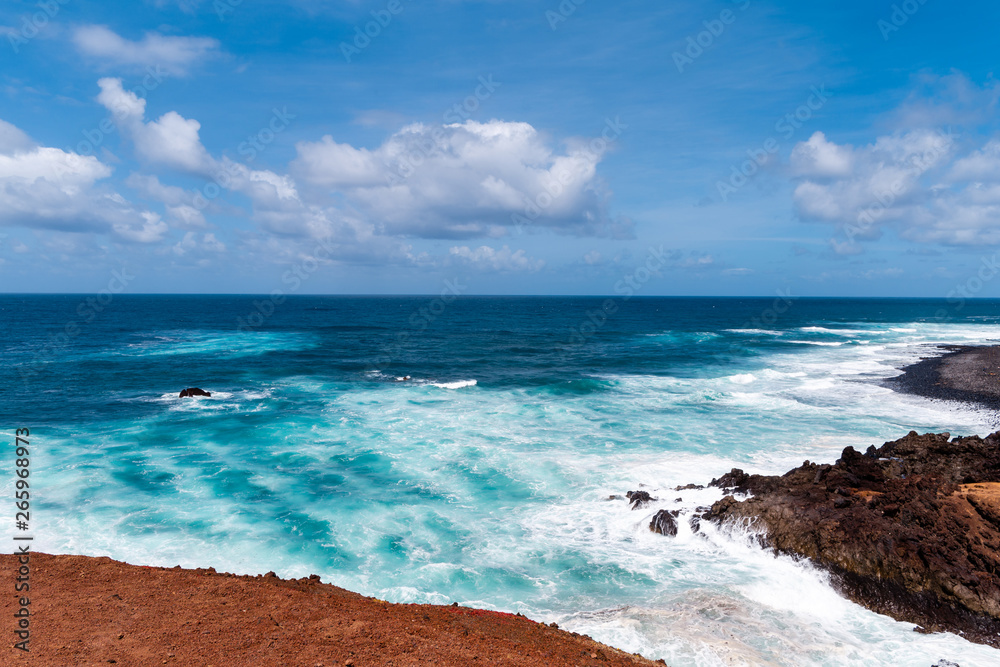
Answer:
(626, 490, 654, 509)
(649, 509, 680, 537)
(179, 388, 212, 398)
(702, 430, 1000, 647)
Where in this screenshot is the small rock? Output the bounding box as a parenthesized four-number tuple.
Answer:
(626, 490, 654, 509)
(650, 509, 680, 536)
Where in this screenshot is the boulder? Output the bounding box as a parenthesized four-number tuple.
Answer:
(649, 509, 680, 537)
(625, 490, 654, 509)
(179, 388, 212, 398)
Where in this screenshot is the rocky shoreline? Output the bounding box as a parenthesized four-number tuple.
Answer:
(639, 347, 1000, 649)
(702, 431, 1000, 647)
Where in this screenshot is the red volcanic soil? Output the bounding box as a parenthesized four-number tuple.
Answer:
(0, 553, 665, 666)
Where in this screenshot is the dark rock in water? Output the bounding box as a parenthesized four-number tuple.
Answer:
(625, 490, 654, 509)
(689, 514, 702, 534)
(931, 660, 960, 667)
(650, 509, 680, 536)
(704, 430, 1000, 648)
(675, 483, 704, 491)
(179, 388, 212, 398)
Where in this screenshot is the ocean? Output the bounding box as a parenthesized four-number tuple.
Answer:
(3, 295, 1000, 667)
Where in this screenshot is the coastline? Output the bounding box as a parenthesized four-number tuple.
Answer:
(698, 429, 1000, 649)
(0, 553, 664, 666)
(886, 344, 1000, 412)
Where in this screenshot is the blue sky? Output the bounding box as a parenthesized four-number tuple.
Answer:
(1, 0, 998, 296)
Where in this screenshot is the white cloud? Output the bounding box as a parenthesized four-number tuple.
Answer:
(294, 136, 384, 187)
(88, 92, 626, 268)
(792, 76, 1000, 248)
(98, 78, 215, 174)
(166, 205, 207, 229)
(0, 119, 34, 154)
(293, 119, 629, 239)
(173, 231, 226, 255)
(791, 128, 970, 243)
(0, 147, 111, 192)
(126, 172, 193, 206)
(113, 211, 168, 243)
(0, 118, 168, 243)
(949, 140, 1000, 182)
(449, 245, 544, 272)
(73, 25, 220, 76)
(790, 132, 853, 179)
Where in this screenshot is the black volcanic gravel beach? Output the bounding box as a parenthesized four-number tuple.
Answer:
(887, 345, 1000, 412)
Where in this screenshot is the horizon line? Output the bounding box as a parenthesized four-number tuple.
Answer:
(1, 293, 996, 300)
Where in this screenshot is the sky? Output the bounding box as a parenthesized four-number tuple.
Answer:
(0, 0, 999, 296)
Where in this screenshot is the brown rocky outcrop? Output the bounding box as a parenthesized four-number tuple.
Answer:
(702, 430, 1000, 647)
(0, 553, 666, 666)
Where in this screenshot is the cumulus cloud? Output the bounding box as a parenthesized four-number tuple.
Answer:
(449, 245, 544, 272)
(293, 119, 630, 239)
(92, 89, 627, 268)
(0, 118, 162, 242)
(790, 132, 853, 178)
(791, 128, 966, 247)
(792, 75, 1000, 250)
(98, 78, 215, 173)
(73, 25, 220, 76)
(113, 211, 168, 243)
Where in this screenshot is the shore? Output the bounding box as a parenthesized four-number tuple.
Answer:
(887, 344, 1000, 411)
(698, 429, 1000, 649)
(0, 553, 664, 666)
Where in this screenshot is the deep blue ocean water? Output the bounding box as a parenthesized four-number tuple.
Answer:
(3, 295, 1000, 666)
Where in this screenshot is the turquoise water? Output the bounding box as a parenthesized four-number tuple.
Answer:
(3, 296, 1000, 666)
